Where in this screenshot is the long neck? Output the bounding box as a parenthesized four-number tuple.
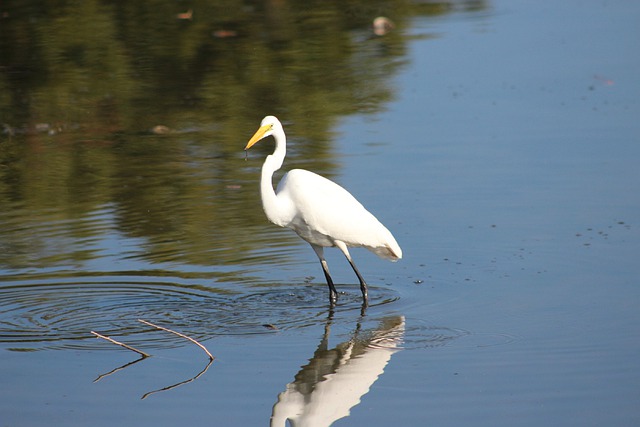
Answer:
(260, 130, 289, 226)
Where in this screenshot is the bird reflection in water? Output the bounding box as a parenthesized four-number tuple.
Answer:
(270, 313, 405, 426)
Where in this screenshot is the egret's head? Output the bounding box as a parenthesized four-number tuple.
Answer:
(245, 116, 281, 150)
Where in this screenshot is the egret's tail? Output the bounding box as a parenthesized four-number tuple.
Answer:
(371, 238, 402, 261)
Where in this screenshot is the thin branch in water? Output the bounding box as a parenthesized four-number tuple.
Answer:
(141, 358, 213, 400)
(137, 319, 214, 361)
(91, 331, 151, 358)
(93, 356, 146, 383)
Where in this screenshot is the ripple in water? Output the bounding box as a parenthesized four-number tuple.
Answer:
(400, 320, 470, 350)
(400, 318, 520, 350)
(0, 279, 399, 351)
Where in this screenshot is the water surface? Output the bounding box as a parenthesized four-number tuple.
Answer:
(1, 0, 639, 426)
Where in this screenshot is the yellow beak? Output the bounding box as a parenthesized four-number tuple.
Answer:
(244, 124, 272, 150)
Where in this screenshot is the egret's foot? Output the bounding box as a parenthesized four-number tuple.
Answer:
(329, 289, 338, 306)
(359, 280, 369, 307)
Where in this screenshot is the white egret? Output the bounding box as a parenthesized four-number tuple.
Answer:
(244, 116, 402, 305)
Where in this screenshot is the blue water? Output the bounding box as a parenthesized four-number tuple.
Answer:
(1, 1, 639, 426)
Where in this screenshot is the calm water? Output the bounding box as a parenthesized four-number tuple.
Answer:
(1, 0, 640, 426)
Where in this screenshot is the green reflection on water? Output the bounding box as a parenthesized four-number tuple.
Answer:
(0, 1, 486, 270)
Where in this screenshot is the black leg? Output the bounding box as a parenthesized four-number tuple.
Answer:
(320, 258, 338, 305)
(311, 244, 338, 305)
(347, 258, 368, 305)
(333, 241, 370, 305)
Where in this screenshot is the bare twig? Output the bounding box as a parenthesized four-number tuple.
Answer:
(141, 358, 213, 400)
(91, 331, 151, 358)
(137, 319, 214, 361)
